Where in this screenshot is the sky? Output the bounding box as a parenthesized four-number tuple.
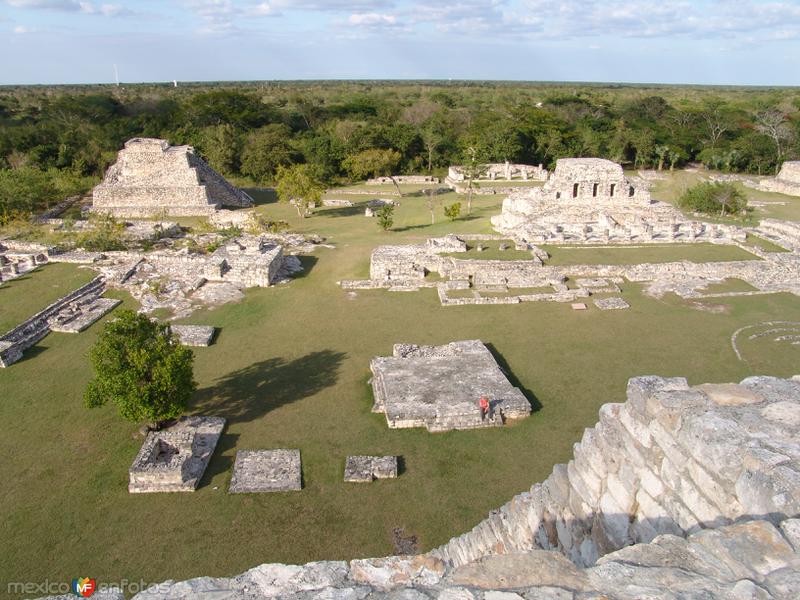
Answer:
(1, 0, 800, 86)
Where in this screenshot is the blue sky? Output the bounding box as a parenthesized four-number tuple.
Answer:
(1, 0, 799, 85)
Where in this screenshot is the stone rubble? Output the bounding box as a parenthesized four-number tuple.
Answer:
(128, 416, 225, 493)
(229, 449, 303, 493)
(593, 297, 630, 310)
(85, 374, 800, 600)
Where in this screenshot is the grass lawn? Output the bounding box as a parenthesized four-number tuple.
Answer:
(701, 278, 759, 294)
(1, 181, 799, 594)
(541, 243, 759, 266)
(0, 263, 97, 332)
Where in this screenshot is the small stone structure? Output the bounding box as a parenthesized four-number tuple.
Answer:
(366, 175, 439, 185)
(447, 162, 547, 183)
(229, 449, 302, 493)
(0, 240, 50, 284)
(593, 297, 630, 310)
(103, 374, 800, 600)
(344, 456, 398, 483)
(751, 160, 800, 196)
(128, 416, 225, 493)
(0, 276, 119, 367)
(170, 325, 216, 347)
(370, 340, 532, 432)
(92, 138, 253, 217)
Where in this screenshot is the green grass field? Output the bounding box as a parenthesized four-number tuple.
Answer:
(541, 243, 759, 266)
(1, 178, 799, 596)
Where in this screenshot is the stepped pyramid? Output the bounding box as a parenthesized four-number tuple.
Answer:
(92, 138, 253, 217)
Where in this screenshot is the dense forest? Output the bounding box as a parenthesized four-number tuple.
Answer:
(0, 80, 798, 220)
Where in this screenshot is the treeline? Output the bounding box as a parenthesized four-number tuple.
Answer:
(0, 81, 798, 218)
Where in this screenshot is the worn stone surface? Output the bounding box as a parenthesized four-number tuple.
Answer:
(370, 340, 532, 432)
(593, 297, 630, 310)
(171, 324, 216, 347)
(92, 137, 252, 217)
(229, 449, 302, 493)
(129, 416, 225, 493)
(344, 455, 398, 482)
(750, 161, 800, 197)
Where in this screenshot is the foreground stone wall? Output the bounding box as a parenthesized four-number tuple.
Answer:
(76, 374, 799, 600)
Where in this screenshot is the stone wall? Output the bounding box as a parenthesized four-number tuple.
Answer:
(366, 175, 440, 185)
(80, 374, 800, 600)
(0, 276, 109, 367)
(756, 161, 800, 196)
(448, 162, 548, 183)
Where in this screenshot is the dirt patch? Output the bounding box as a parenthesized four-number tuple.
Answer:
(391, 527, 419, 555)
(688, 301, 731, 314)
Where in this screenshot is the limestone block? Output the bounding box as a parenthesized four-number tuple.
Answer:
(344, 455, 398, 482)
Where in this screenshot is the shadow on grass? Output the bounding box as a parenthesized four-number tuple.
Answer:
(242, 188, 278, 206)
(193, 349, 347, 425)
(199, 431, 239, 488)
(485, 342, 543, 413)
(392, 214, 481, 232)
(316, 204, 365, 218)
(290, 255, 319, 280)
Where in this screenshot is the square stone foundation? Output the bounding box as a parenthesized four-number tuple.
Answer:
(594, 297, 630, 310)
(171, 324, 216, 347)
(128, 416, 225, 493)
(370, 340, 532, 432)
(344, 456, 398, 483)
(229, 449, 302, 493)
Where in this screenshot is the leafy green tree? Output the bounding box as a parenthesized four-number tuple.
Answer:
(275, 163, 324, 219)
(240, 124, 295, 182)
(84, 310, 196, 430)
(197, 124, 240, 175)
(678, 182, 747, 217)
(342, 148, 403, 195)
(377, 204, 394, 231)
(444, 202, 462, 221)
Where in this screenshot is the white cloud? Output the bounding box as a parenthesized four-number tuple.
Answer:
(5, 0, 136, 17)
(13, 24, 31, 32)
(348, 12, 396, 26)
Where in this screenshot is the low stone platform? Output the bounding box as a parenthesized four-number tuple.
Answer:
(49, 297, 121, 333)
(128, 416, 225, 493)
(594, 297, 630, 310)
(229, 449, 302, 493)
(171, 324, 216, 347)
(344, 456, 398, 483)
(370, 340, 532, 432)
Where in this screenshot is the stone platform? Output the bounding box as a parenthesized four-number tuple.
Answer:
(128, 416, 225, 493)
(370, 340, 532, 432)
(171, 325, 216, 347)
(344, 456, 398, 483)
(229, 449, 302, 493)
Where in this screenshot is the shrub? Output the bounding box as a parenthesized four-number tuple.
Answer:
(444, 202, 462, 221)
(678, 182, 748, 217)
(377, 204, 394, 231)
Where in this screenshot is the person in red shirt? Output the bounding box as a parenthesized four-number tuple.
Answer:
(479, 396, 490, 420)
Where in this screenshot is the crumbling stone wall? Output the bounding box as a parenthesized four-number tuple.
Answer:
(92, 138, 253, 217)
(447, 162, 548, 183)
(755, 161, 800, 197)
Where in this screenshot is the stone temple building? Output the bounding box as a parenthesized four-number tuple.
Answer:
(92, 138, 253, 217)
(492, 157, 742, 244)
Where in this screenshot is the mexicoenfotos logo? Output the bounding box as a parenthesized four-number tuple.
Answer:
(71, 577, 96, 597)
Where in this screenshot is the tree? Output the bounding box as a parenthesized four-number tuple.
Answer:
(755, 110, 795, 172)
(460, 145, 487, 215)
(444, 202, 462, 221)
(342, 148, 403, 196)
(275, 163, 324, 219)
(377, 204, 394, 231)
(678, 182, 747, 217)
(424, 188, 441, 224)
(240, 124, 295, 183)
(84, 310, 196, 430)
(197, 124, 240, 175)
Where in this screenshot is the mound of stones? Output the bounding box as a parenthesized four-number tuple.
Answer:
(370, 340, 532, 432)
(92, 374, 799, 600)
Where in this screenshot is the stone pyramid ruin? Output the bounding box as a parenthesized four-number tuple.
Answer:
(92, 138, 253, 217)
